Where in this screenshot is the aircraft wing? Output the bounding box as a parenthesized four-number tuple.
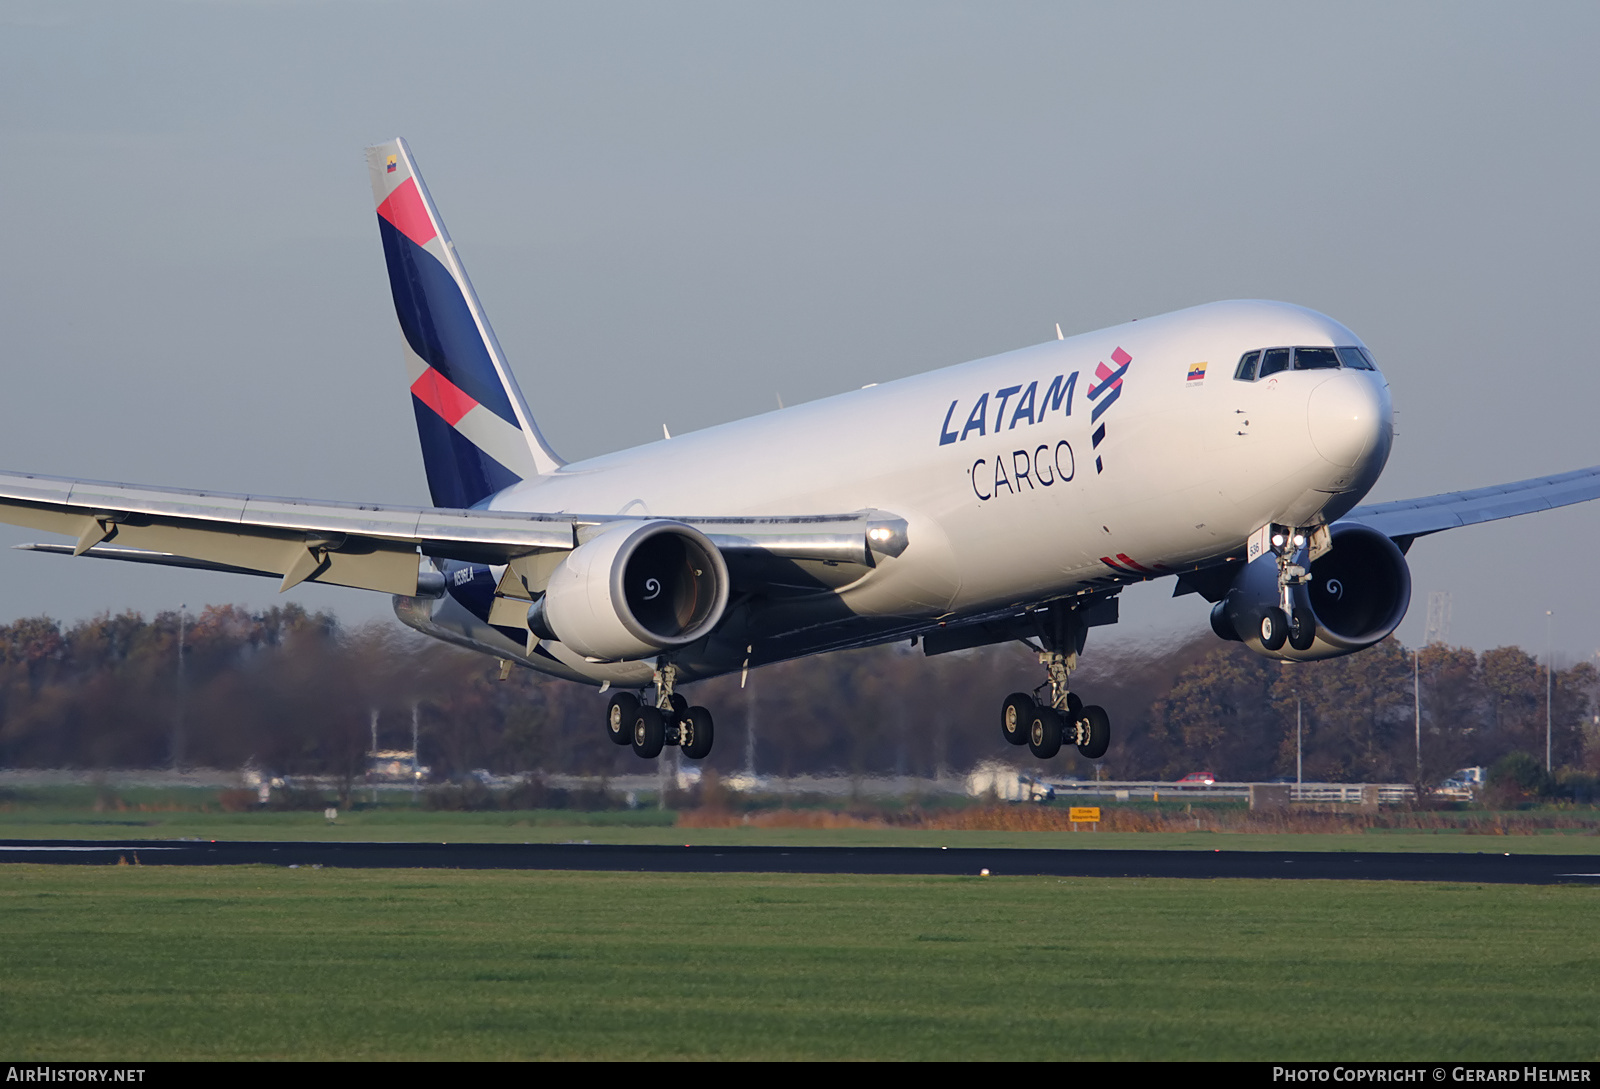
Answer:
(0, 470, 902, 597)
(1340, 464, 1600, 543)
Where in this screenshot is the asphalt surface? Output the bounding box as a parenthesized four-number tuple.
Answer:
(3, 840, 1599, 884)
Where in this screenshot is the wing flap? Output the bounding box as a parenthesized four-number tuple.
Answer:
(18, 543, 280, 579)
(0, 473, 578, 550)
(0, 470, 573, 596)
(2, 505, 424, 595)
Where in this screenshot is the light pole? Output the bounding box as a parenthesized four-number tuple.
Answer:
(1546, 610, 1553, 772)
(1414, 644, 1422, 781)
(745, 670, 757, 780)
(411, 702, 421, 803)
(172, 603, 187, 771)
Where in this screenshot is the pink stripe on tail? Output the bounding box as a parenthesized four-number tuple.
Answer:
(376, 177, 438, 249)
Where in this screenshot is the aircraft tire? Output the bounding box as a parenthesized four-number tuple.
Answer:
(681, 706, 715, 760)
(1077, 705, 1110, 760)
(1288, 611, 1316, 651)
(1260, 609, 1289, 652)
(606, 692, 639, 746)
(1001, 693, 1035, 746)
(1027, 707, 1063, 759)
(632, 706, 666, 759)
(668, 693, 690, 722)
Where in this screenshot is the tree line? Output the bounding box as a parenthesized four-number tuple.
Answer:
(0, 605, 1594, 788)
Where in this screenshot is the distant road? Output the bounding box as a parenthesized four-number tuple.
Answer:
(3, 840, 1597, 884)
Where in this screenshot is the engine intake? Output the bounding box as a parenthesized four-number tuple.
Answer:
(540, 520, 730, 661)
(1209, 522, 1411, 661)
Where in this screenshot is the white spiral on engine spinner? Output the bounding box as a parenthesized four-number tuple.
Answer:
(642, 578, 662, 600)
(1326, 578, 1343, 599)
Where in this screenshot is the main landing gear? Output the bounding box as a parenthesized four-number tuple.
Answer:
(604, 659, 715, 760)
(999, 603, 1111, 761)
(1257, 525, 1318, 653)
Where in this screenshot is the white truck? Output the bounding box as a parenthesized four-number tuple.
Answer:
(966, 762, 1056, 803)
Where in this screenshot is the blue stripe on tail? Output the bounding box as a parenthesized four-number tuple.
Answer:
(379, 218, 519, 425)
(411, 397, 522, 510)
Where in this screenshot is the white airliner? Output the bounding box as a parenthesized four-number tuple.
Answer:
(4, 138, 1598, 762)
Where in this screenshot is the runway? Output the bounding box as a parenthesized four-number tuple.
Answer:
(3, 839, 1599, 884)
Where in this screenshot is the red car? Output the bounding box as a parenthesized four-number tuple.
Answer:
(1175, 771, 1217, 786)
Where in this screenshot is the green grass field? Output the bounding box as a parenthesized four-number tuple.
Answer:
(3, 795, 1599, 853)
(1, 865, 1595, 1060)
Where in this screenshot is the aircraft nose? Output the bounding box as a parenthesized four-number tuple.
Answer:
(1307, 371, 1388, 468)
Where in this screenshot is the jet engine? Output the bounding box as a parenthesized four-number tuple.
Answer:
(537, 520, 730, 662)
(1209, 522, 1411, 662)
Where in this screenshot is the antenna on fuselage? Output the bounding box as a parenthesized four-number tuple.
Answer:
(1055, 323, 1064, 341)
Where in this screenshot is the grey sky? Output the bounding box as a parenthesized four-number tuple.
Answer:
(1, 1, 1597, 659)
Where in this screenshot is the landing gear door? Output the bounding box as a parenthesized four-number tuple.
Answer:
(1246, 524, 1272, 564)
(1308, 524, 1333, 563)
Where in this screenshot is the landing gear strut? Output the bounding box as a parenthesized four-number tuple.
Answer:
(603, 659, 716, 760)
(1261, 525, 1318, 653)
(998, 602, 1112, 761)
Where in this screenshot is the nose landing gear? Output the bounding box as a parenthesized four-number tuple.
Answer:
(1259, 525, 1322, 653)
(603, 659, 716, 760)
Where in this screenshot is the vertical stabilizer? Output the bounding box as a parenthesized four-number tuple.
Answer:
(365, 138, 563, 509)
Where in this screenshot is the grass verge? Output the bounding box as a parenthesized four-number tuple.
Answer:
(2, 804, 1599, 853)
(0, 865, 1595, 1060)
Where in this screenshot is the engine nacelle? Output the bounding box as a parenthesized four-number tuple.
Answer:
(540, 520, 730, 662)
(1209, 522, 1411, 662)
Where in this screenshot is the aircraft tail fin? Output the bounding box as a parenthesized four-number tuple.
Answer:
(365, 138, 563, 509)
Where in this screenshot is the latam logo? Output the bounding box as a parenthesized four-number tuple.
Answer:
(1085, 347, 1132, 474)
(937, 373, 1079, 446)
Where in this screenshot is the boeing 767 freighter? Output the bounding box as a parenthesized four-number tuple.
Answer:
(3, 139, 1597, 762)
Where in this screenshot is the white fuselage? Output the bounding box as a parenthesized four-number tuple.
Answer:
(419, 299, 1393, 686)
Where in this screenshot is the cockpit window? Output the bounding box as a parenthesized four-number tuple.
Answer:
(1336, 345, 1376, 371)
(1258, 347, 1290, 377)
(1233, 344, 1380, 381)
(1293, 347, 1340, 370)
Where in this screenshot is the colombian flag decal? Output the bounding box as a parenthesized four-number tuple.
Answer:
(386, 155, 398, 174)
(1187, 362, 1207, 382)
